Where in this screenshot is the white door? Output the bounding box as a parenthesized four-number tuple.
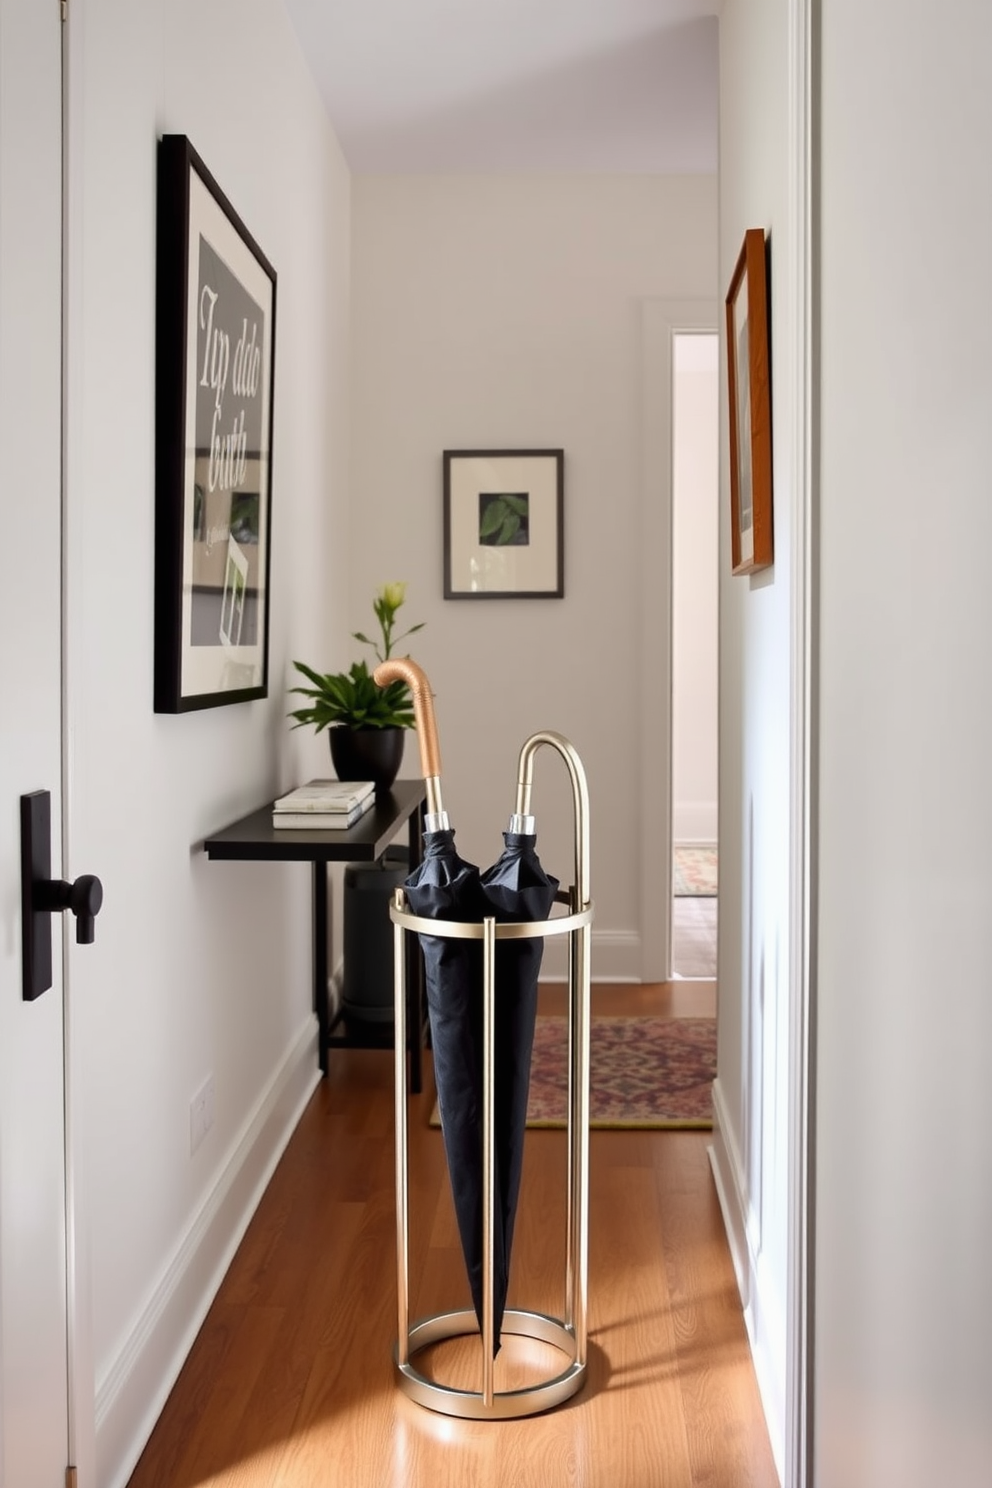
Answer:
(0, 0, 72, 1482)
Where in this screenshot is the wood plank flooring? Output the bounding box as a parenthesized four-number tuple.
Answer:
(127, 984, 777, 1488)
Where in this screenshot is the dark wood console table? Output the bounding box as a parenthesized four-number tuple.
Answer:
(203, 779, 427, 1090)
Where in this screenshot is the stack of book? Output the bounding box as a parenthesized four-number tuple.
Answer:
(272, 778, 376, 830)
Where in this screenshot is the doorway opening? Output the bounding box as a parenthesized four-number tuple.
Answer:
(670, 331, 719, 979)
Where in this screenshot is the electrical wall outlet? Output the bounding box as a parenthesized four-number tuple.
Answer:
(189, 1074, 215, 1155)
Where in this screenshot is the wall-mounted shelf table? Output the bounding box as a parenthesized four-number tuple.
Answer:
(203, 779, 427, 1090)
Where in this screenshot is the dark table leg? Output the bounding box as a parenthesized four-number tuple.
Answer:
(313, 859, 328, 1075)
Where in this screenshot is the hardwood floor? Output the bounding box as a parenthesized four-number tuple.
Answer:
(127, 984, 776, 1488)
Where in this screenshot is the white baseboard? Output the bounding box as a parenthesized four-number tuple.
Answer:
(539, 928, 641, 983)
(329, 957, 344, 1022)
(97, 1015, 321, 1488)
(672, 806, 718, 844)
(709, 1078, 786, 1487)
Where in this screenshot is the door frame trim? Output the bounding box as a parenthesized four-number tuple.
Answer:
(62, 4, 98, 1481)
(785, 0, 816, 1480)
(640, 298, 718, 983)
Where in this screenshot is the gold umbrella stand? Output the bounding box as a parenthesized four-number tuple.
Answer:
(390, 729, 593, 1420)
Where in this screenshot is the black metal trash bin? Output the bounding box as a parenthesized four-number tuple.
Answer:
(342, 845, 409, 1041)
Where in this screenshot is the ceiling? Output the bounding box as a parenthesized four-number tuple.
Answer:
(282, 0, 719, 175)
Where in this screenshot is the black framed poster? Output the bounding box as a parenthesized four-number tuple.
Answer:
(154, 134, 277, 711)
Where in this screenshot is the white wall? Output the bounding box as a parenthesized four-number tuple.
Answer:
(672, 332, 719, 845)
(712, 0, 793, 1472)
(720, 1, 992, 1484)
(66, 3, 351, 1483)
(350, 173, 717, 980)
(815, 4, 992, 1484)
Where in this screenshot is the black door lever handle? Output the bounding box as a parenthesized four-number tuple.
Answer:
(36, 871, 104, 944)
(20, 790, 104, 999)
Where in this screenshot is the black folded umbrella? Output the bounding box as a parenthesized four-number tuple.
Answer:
(479, 829, 559, 1313)
(374, 660, 557, 1356)
(405, 825, 492, 1335)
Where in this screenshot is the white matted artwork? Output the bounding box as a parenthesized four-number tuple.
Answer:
(443, 449, 564, 599)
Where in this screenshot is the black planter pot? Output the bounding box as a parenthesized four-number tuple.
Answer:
(329, 725, 406, 792)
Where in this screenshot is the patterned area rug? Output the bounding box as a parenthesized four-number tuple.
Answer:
(673, 845, 718, 897)
(429, 1016, 715, 1131)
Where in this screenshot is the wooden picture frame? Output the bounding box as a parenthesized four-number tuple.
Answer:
(443, 449, 564, 599)
(154, 134, 277, 711)
(726, 228, 773, 575)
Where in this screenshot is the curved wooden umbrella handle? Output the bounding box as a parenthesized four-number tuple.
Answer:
(373, 658, 442, 782)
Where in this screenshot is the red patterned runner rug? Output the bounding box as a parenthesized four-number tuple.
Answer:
(673, 845, 718, 897)
(430, 1016, 715, 1131)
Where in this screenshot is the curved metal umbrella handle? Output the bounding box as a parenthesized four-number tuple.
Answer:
(374, 658, 446, 822)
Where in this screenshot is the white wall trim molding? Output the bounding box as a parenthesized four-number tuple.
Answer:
(785, 0, 816, 1483)
(96, 1017, 320, 1488)
(710, 1079, 787, 1485)
(708, 1080, 749, 1296)
(672, 805, 719, 844)
(640, 299, 718, 983)
(540, 929, 641, 984)
(329, 957, 344, 1025)
(63, 2, 97, 1481)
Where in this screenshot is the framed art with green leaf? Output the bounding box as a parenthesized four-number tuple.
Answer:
(443, 449, 564, 599)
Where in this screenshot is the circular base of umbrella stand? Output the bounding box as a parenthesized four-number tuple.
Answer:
(395, 1307, 585, 1420)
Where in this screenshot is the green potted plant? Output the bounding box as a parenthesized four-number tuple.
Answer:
(289, 582, 425, 791)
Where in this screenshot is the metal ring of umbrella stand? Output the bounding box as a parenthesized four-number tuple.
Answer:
(389, 729, 593, 1421)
